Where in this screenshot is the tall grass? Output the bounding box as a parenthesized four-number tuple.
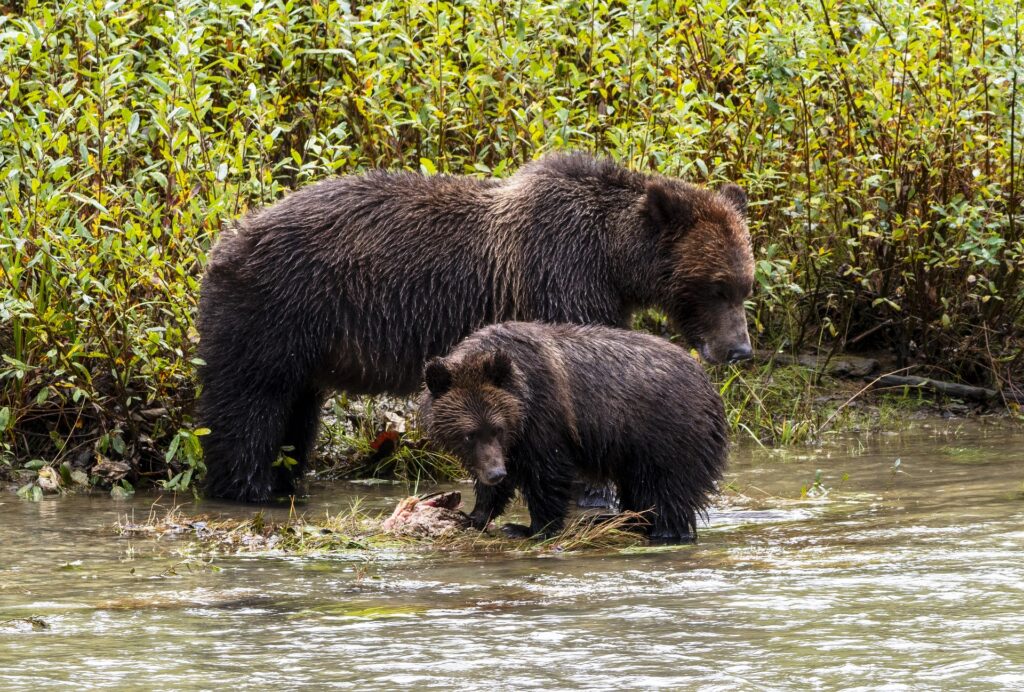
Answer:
(1, 0, 1022, 486)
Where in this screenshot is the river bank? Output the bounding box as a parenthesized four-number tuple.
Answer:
(3, 359, 1022, 499)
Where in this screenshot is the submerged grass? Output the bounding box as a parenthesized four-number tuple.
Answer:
(116, 502, 648, 557)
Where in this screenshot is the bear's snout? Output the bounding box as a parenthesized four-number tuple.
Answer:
(726, 344, 753, 363)
(480, 466, 507, 486)
(699, 304, 753, 365)
(476, 441, 508, 486)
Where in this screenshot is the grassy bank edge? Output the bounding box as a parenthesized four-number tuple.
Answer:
(5, 361, 1020, 501)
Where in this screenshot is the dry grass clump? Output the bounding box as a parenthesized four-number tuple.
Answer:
(116, 502, 650, 557)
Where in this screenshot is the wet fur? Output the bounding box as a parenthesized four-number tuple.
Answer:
(198, 152, 748, 502)
(419, 322, 728, 541)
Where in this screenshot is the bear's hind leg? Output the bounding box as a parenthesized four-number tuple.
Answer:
(648, 505, 698, 543)
(575, 480, 619, 510)
(272, 389, 325, 496)
(616, 470, 698, 543)
(201, 380, 295, 503)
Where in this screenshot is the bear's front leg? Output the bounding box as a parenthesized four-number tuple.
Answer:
(517, 468, 572, 539)
(468, 478, 515, 531)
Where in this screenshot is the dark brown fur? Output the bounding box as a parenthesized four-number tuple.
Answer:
(197, 152, 750, 502)
(419, 322, 728, 541)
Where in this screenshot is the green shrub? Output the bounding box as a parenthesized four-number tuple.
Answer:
(1, 0, 1021, 487)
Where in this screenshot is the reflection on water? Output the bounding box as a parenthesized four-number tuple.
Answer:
(1, 419, 1022, 688)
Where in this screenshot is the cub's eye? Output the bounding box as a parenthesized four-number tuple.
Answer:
(463, 433, 474, 443)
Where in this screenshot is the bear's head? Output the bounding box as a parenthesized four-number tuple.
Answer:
(420, 350, 524, 486)
(644, 179, 754, 364)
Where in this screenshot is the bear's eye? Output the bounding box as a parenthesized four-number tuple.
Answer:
(463, 433, 474, 443)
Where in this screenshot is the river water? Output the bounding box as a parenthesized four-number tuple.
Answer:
(1, 419, 1022, 689)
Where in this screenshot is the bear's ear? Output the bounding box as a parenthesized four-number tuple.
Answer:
(644, 180, 693, 231)
(719, 183, 748, 216)
(424, 358, 452, 397)
(483, 350, 514, 388)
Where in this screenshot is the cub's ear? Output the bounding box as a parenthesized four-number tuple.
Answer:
(719, 183, 748, 216)
(424, 358, 452, 397)
(644, 180, 694, 231)
(483, 350, 513, 388)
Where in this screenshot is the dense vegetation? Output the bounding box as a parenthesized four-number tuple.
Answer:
(1, 0, 1022, 491)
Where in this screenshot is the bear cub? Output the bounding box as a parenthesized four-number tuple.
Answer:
(419, 322, 728, 541)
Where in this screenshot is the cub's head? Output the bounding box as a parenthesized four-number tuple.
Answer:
(419, 350, 523, 486)
(645, 180, 754, 364)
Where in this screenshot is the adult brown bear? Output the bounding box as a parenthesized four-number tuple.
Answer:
(197, 152, 752, 502)
(418, 321, 728, 541)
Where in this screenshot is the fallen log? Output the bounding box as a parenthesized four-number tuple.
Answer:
(756, 351, 880, 378)
(871, 374, 1023, 404)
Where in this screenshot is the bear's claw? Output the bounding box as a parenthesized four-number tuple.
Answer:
(500, 523, 533, 539)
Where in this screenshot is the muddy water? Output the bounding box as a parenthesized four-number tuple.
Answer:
(1, 419, 1022, 689)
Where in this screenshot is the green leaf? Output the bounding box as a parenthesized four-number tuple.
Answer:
(111, 480, 135, 499)
(165, 433, 181, 463)
(68, 193, 110, 215)
(17, 484, 43, 502)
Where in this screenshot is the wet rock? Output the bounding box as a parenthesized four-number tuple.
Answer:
(36, 467, 61, 493)
(131, 408, 167, 422)
(323, 396, 416, 438)
(382, 491, 471, 538)
(0, 617, 48, 632)
(91, 455, 131, 483)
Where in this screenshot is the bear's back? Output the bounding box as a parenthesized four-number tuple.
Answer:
(461, 321, 720, 419)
